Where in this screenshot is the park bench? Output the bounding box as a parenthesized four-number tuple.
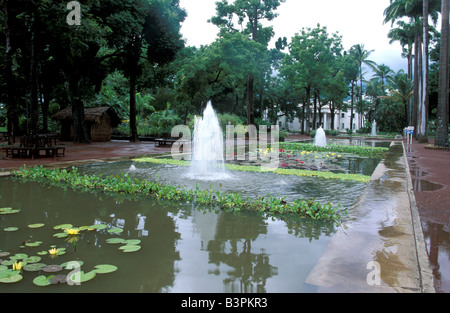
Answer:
(154, 138, 178, 146)
(4, 135, 65, 159)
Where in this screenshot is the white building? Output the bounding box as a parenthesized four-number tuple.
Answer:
(273, 102, 365, 133)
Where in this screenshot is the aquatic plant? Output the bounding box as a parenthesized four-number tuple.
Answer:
(12, 166, 348, 223)
(134, 157, 371, 183)
(278, 142, 388, 158)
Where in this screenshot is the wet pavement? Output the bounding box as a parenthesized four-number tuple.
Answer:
(405, 142, 450, 293)
(0, 138, 446, 293)
(306, 142, 435, 292)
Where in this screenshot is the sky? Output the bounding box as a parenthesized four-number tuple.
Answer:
(178, 0, 409, 76)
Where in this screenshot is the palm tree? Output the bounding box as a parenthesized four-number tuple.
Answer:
(350, 44, 377, 129)
(371, 64, 395, 95)
(435, 0, 449, 146)
(388, 20, 416, 125)
(384, 0, 440, 142)
(387, 70, 414, 124)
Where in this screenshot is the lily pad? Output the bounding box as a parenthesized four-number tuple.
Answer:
(123, 239, 141, 245)
(37, 251, 48, 256)
(0, 273, 22, 283)
(3, 227, 19, 232)
(23, 263, 46, 272)
(108, 228, 123, 234)
(23, 256, 41, 263)
(49, 274, 67, 285)
(0, 269, 14, 278)
(1, 260, 15, 266)
(28, 223, 45, 229)
(53, 232, 69, 238)
(106, 238, 125, 244)
(0, 265, 7, 272)
(0, 208, 20, 215)
(0, 252, 10, 258)
(42, 265, 63, 273)
(33, 275, 51, 287)
(25, 241, 43, 247)
(89, 224, 107, 230)
(68, 270, 96, 283)
(60, 260, 84, 268)
(93, 264, 118, 274)
(10, 253, 28, 260)
(53, 224, 73, 230)
(119, 245, 141, 253)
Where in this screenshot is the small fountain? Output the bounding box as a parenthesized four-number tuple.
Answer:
(314, 126, 327, 147)
(371, 120, 377, 137)
(189, 101, 230, 180)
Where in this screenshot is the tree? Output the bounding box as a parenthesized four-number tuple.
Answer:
(118, 0, 186, 142)
(350, 44, 377, 129)
(210, 0, 285, 126)
(384, 0, 441, 142)
(388, 20, 416, 125)
(435, 0, 449, 146)
(281, 24, 343, 133)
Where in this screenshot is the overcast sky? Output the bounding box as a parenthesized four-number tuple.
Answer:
(178, 0, 409, 76)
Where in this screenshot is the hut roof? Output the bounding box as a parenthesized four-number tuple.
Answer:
(52, 107, 121, 127)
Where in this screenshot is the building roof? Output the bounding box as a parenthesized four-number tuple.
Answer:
(52, 106, 121, 127)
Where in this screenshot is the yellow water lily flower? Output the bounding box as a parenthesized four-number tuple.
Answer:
(64, 228, 80, 236)
(49, 248, 60, 255)
(12, 261, 22, 271)
(338, 155, 342, 158)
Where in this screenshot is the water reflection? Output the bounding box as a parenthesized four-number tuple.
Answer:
(422, 221, 450, 293)
(0, 178, 335, 293)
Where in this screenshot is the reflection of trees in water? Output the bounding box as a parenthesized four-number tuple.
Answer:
(206, 212, 277, 293)
(422, 221, 450, 292)
(282, 216, 336, 241)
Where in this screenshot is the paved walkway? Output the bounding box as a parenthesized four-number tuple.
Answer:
(306, 142, 435, 292)
(405, 140, 450, 293)
(0, 140, 172, 173)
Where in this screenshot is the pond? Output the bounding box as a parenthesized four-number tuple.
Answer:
(77, 161, 367, 208)
(0, 177, 336, 293)
(0, 140, 387, 292)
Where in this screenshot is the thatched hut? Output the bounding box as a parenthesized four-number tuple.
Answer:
(52, 107, 121, 142)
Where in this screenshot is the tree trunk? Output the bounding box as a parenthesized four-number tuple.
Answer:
(29, 2, 39, 136)
(129, 70, 139, 142)
(413, 32, 420, 132)
(417, 0, 429, 143)
(350, 82, 354, 133)
(435, 0, 449, 146)
(305, 86, 311, 134)
(69, 75, 90, 143)
(3, 0, 15, 144)
(247, 74, 255, 126)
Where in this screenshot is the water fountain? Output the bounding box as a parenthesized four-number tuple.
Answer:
(371, 120, 377, 137)
(314, 126, 327, 147)
(188, 101, 230, 180)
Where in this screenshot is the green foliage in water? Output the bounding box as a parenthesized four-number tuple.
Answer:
(279, 142, 389, 158)
(12, 166, 348, 223)
(134, 157, 371, 183)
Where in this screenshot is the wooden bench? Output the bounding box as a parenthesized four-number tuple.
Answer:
(154, 138, 178, 146)
(3, 136, 65, 159)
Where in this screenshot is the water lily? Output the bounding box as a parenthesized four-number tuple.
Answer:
(300, 161, 305, 165)
(12, 261, 22, 271)
(64, 228, 80, 236)
(338, 155, 342, 158)
(49, 248, 60, 255)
